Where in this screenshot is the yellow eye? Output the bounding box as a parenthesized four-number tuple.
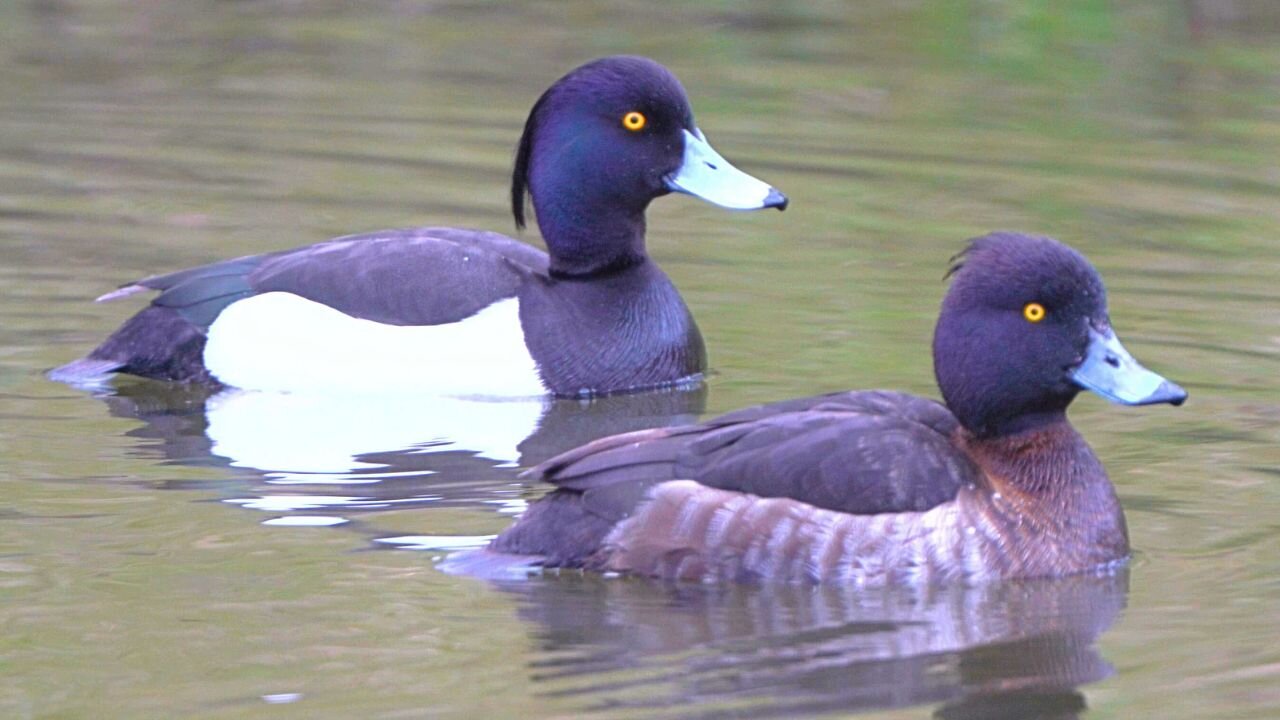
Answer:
(1023, 302, 1046, 323)
(622, 111, 647, 132)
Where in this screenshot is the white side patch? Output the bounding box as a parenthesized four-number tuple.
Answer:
(205, 387, 547, 472)
(204, 293, 547, 396)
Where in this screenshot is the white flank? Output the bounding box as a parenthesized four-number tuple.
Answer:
(206, 387, 549, 472)
(204, 292, 547, 396)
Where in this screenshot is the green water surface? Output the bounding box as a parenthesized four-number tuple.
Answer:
(2, 2, 1278, 718)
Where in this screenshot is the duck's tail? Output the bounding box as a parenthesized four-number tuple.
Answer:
(48, 306, 215, 386)
(47, 356, 125, 386)
(487, 489, 620, 569)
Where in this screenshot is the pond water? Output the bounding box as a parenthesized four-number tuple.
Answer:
(3, 2, 1279, 718)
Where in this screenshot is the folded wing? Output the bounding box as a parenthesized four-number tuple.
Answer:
(494, 390, 982, 567)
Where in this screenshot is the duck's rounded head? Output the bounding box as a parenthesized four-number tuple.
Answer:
(933, 232, 1186, 438)
(511, 56, 785, 275)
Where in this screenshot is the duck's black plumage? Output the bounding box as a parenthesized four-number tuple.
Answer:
(484, 232, 1187, 584)
(51, 56, 785, 395)
(114, 228, 540, 329)
(61, 227, 541, 384)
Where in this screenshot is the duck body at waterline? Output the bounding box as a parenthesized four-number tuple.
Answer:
(50, 56, 786, 397)
(469, 233, 1187, 586)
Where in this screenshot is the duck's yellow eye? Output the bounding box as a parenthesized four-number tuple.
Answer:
(1023, 302, 1046, 323)
(622, 111, 646, 132)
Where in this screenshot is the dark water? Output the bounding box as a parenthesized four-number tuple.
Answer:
(3, 2, 1279, 718)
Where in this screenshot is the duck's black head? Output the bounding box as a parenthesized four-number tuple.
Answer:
(511, 56, 786, 276)
(933, 232, 1186, 438)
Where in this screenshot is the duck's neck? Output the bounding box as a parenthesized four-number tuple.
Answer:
(963, 419, 1096, 493)
(958, 418, 1129, 575)
(534, 193, 650, 278)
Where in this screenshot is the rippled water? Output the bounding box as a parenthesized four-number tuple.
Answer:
(3, 2, 1279, 718)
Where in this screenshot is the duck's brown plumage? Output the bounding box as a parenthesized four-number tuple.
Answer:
(503, 418, 1125, 585)
(525, 390, 977, 514)
(480, 233, 1184, 585)
(490, 390, 985, 570)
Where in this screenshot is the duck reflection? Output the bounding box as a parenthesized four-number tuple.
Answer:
(487, 570, 1127, 719)
(93, 380, 706, 513)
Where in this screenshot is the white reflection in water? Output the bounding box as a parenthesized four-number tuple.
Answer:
(94, 381, 706, 485)
(263, 469, 436, 485)
(224, 494, 441, 512)
(376, 535, 496, 551)
(89, 382, 708, 531)
(206, 388, 548, 473)
(262, 516, 350, 527)
(486, 498, 529, 516)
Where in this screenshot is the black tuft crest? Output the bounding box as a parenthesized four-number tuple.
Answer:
(945, 232, 1105, 309)
(943, 247, 971, 281)
(510, 87, 549, 230)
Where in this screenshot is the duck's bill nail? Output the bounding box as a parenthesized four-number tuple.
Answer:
(665, 129, 787, 211)
(1071, 326, 1187, 406)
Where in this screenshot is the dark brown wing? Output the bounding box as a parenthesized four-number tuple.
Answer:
(493, 390, 980, 568)
(526, 390, 980, 519)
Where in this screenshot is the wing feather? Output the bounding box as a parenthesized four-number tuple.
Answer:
(526, 390, 980, 518)
(102, 227, 550, 330)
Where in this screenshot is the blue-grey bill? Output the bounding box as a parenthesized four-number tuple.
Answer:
(1071, 326, 1187, 406)
(665, 129, 787, 211)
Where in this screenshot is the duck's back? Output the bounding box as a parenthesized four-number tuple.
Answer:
(248, 227, 547, 325)
(490, 390, 982, 569)
(51, 227, 547, 390)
